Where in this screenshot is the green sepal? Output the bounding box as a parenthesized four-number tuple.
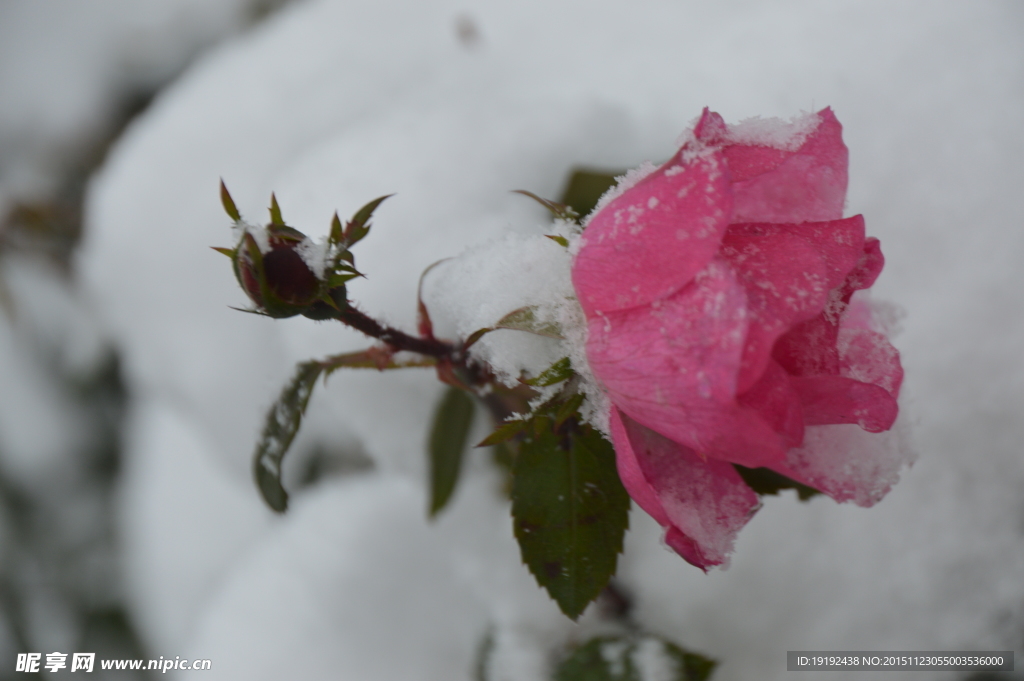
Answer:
(228, 306, 270, 316)
(211, 246, 236, 258)
(220, 179, 241, 221)
(732, 465, 821, 501)
(546, 234, 570, 248)
(242, 232, 292, 318)
(511, 420, 630, 620)
(554, 634, 717, 681)
(327, 272, 359, 288)
(329, 211, 344, 245)
(513, 189, 579, 223)
(428, 387, 476, 517)
(253, 361, 323, 512)
(269, 192, 284, 225)
(345, 194, 392, 245)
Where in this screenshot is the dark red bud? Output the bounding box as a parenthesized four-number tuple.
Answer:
(235, 226, 323, 318)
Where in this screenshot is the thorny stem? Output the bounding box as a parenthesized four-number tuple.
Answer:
(336, 305, 454, 358)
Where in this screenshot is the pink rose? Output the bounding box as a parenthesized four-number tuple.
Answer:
(572, 108, 904, 570)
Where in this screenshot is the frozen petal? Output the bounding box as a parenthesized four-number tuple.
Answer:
(572, 148, 731, 317)
(838, 326, 903, 398)
(790, 375, 898, 432)
(771, 423, 914, 507)
(693, 107, 727, 143)
(612, 410, 761, 570)
(609, 408, 671, 528)
(772, 236, 887, 378)
(839, 237, 884, 299)
(588, 258, 785, 466)
(736, 359, 804, 448)
(772, 313, 839, 377)
(729, 108, 848, 223)
(779, 215, 866, 290)
(721, 224, 831, 392)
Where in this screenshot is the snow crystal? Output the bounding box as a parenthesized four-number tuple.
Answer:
(784, 418, 915, 508)
(724, 110, 821, 151)
(295, 236, 327, 281)
(582, 161, 658, 229)
(422, 230, 574, 384)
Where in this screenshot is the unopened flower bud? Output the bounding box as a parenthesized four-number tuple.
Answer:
(233, 224, 337, 319)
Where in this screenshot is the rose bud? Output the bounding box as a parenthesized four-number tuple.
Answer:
(231, 224, 340, 319)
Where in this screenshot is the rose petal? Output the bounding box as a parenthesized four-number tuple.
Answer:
(772, 313, 840, 377)
(840, 237, 884, 299)
(588, 258, 786, 466)
(721, 224, 831, 392)
(772, 235, 889, 380)
(693, 107, 727, 144)
(838, 326, 904, 398)
(611, 410, 761, 570)
(790, 375, 898, 432)
(779, 215, 866, 290)
(736, 359, 804, 448)
(572, 147, 731, 317)
(608, 409, 671, 528)
(771, 423, 913, 507)
(729, 108, 849, 223)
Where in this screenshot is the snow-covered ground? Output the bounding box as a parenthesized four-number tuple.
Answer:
(0, 0, 284, 673)
(66, 0, 1024, 679)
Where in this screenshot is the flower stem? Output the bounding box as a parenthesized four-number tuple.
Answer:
(336, 306, 454, 358)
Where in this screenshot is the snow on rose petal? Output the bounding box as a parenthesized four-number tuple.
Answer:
(726, 108, 848, 224)
(720, 223, 831, 393)
(572, 146, 732, 317)
(585, 257, 786, 467)
(570, 107, 908, 570)
(610, 409, 760, 570)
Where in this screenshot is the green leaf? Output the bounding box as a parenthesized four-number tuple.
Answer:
(557, 168, 624, 220)
(345, 194, 393, 245)
(513, 189, 579, 222)
(269, 192, 284, 225)
(329, 211, 343, 244)
(733, 465, 821, 501)
(428, 386, 476, 517)
(546, 234, 570, 247)
(253, 361, 323, 512)
(554, 393, 585, 428)
(554, 635, 717, 681)
(495, 306, 563, 339)
(511, 423, 630, 620)
(524, 357, 573, 387)
(220, 179, 241, 221)
(477, 418, 529, 448)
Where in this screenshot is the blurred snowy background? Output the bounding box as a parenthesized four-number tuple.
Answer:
(2, 1, 1023, 680)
